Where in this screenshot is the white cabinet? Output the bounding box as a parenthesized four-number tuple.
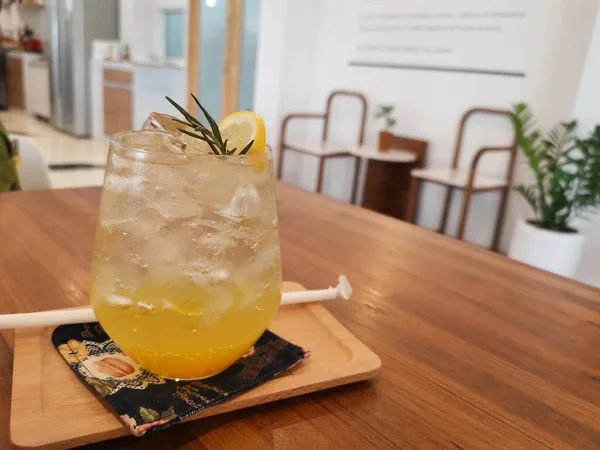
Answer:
(25, 59, 51, 118)
(133, 65, 186, 129)
(91, 60, 186, 139)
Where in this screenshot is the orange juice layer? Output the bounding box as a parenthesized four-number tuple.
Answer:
(91, 280, 281, 379)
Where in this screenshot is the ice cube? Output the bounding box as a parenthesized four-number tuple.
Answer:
(115, 130, 188, 156)
(141, 131, 187, 154)
(197, 231, 235, 251)
(184, 269, 208, 287)
(100, 207, 161, 249)
(219, 184, 261, 220)
(108, 148, 136, 176)
(183, 267, 228, 287)
(150, 197, 200, 222)
(148, 186, 202, 222)
(141, 112, 212, 155)
(141, 112, 186, 135)
(136, 301, 155, 314)
(184, 139, 213, 155)
(207, 269, 229, 284)
(142, 236, 185, 266)
(107, 295, 133, 307)
(100, 216, 130, 231)
(92, 259, 145, 297)
(257, 247, 280, 269)
(188, 219, 223, 234)
(104, 173, 144, 195)
(202, 287, 234, 326)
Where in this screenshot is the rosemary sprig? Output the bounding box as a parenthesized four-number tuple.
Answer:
(166, 95, 254, 156)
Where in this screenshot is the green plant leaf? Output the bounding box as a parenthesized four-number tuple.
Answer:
(198, 128, 220, 154)
(238, 140, 255, 155)
(167, 94, 246, 155)
(192, 94, 224, 146)
(192, 124, 214, 139)
(172, 118, 196, 130)
(178, 128, 220, 155)
(177, 128, 206, 141)
(515, 184, 541, 220)
(166, 96, 201, 128)
(160, 407, 177, 420)
(140, 407, 161, 424)
(513, 103, 600, 230)
(376, 104, 397, 131)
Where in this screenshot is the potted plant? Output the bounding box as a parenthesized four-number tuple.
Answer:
(375, 105, 397, 152)
(508, 103, 600, 277)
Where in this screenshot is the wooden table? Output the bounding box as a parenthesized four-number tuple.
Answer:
(1, 184, 600, 449)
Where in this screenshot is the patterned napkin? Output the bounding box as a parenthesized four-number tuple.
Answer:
(52, 323, 307, 436)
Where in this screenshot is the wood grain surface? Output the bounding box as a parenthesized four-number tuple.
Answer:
(103, 69, 133, 85)
(6, 57, 24, 110)
(10, 289, 380, 450)
(103, 86, 133, 136)
(186, 0, 200, 115)
(1, 184, 600, 449)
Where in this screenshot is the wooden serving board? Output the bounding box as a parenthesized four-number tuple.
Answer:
(10, 282, 381, 450)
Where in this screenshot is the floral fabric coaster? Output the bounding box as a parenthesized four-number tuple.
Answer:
(52, 323, 306, 436)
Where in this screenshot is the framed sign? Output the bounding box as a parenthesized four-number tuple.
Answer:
(349, 0, 530, 77)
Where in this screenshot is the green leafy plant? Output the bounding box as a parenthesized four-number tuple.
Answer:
(166, 94, 253, 156)
(375, 105, 397, 132)
(512, 103, 600, 232)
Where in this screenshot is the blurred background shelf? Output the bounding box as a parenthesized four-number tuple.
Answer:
(19, 1, 45, 8)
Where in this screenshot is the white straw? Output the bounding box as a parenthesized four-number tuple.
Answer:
(0, 308, 98, 329)
(281, 275, 352, 304)
(0, 275, 352, 330)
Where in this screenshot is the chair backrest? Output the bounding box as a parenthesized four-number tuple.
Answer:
(322, 90, 368, 145)
(11, 135, 51, 191)
(451, 108, 517, 170)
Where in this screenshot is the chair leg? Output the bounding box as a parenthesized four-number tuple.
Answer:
(438, 187, 454, 234)
(456, 187, 474, 241)
(406, 177, 421, 223)
(277, 147, 286, 180)
(491, 186, 510, 252)
(316, 157, 326, 193)
(350, 156, 361, 204)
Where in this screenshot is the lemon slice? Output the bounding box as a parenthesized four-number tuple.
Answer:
(219, 111, 266, 155)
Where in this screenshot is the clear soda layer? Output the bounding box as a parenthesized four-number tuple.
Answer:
(89, 130, 282, 379)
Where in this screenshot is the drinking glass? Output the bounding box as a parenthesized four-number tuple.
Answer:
(89, 131, 281, 380)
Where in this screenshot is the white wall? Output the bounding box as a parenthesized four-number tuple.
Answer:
(119, 0, 156, 59)
(255, 0, 600, 286)
(305, 0, 531, 248)
(572, 6, 600, 288)
(19, 6, 47, 44)
(254, 0, 322, 183)
(119, 0, 188, 61)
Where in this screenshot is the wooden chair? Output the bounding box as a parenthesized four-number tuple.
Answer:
(277, 90, 368, 203)
(409, 108, 518, 251)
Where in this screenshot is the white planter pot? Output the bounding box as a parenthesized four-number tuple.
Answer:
(508, 219, 585, 278)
